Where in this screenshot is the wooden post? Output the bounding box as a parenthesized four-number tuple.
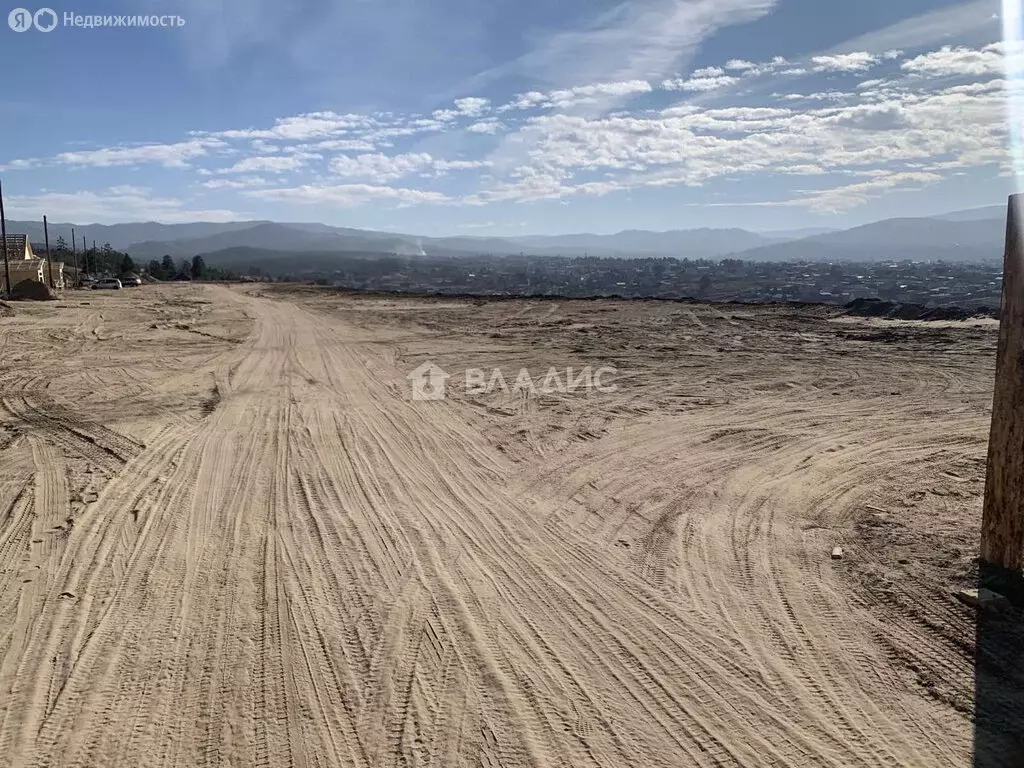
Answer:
(0, 179, 10, 298)
(71, 227, 78, 286)
(43, 215, 54, 289)
(982, 193, 1024, 571)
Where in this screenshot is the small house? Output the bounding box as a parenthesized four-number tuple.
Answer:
(0, 234, 65, 291)
(1, 234, 36, 262)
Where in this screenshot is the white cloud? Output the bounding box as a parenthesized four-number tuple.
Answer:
(246, 183, 449, 208)
(434, 158, 492, 173)
(249, 139, 280, 154)
(3, 35, 1017, 220)
(496, 91, 549, 112)
(819, 0, 998, 57)
(660, 54, 798, 92)
(777, 91, 853, 102)
(4, 186, 243, 223)
(453, 97, 491, 116)
(203, 111, 374, 141)
(901, 44, 1003, 77)
(550, 80, 653, 105)
(663, 73, 739, 91)
(794, 171, 943, 212)
(310, 138, 378, 151)
(328, 152, 490, 181)
(498, 80, 654, 111)
(810, 52, 879, 72)
(329, 152, 434, 181)
(724, 59, 756, 71)
(0, 158, 41, 171)
(220, 155, 313, 174)
(467, 68, 1015, 206)
(200, 177, 269, 189)
(823, 101, 911, 130)
(492, 0, 780, 93)
(466, 119, 505, 134)
(53, 139, 223, 168)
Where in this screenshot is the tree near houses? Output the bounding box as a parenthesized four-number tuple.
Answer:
(120, 253, 136, 276)
(161, 254, 175, 276)
(147, 259, 163, 279)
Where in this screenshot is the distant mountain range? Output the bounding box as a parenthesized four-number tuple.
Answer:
(4, 203, 1009, 268)
(735, 216, 1004, 263)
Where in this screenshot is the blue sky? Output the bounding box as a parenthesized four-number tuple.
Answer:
(0, 0, 1018, 234)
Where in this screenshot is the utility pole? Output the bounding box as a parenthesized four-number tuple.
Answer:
(43, 215, 54, 289)
(82, 235, 87, 275)
(71, 227, 79, 286)
(981, 193, 1024, 573)
(0, 179, 10, 298)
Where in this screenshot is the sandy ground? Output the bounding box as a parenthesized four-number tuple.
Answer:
(0, 283, 1016, 767)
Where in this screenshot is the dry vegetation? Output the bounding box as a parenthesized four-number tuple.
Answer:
(0, 283, 1017, 767)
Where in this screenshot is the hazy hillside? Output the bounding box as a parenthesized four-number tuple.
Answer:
(733, 216, 1004, 263)
(511, 228, 779, 257)
(4, 220, 263, 251)
(128, 222, 421, 260)
(760, 227, 839, 239)
(931, 205, 1006, 222)
(1, 204, 1009, 264)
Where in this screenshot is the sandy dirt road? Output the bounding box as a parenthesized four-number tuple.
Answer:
(0, 284, 1014, 766)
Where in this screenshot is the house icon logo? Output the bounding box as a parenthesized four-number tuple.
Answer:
(407, 362, 450, 401)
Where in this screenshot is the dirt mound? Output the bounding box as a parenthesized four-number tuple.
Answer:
(844, 297, 996, 321)
(9, 279, 57, 301)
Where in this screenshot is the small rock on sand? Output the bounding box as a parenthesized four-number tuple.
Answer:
(956, 588, 1010, 612)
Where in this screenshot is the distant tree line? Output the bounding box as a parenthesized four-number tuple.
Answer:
(145, 254, 237, 281)
(52, 236, 138, 277)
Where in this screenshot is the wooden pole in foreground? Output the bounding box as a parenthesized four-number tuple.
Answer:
(71, 227, 78, 286)
(0, 179, 10, 299)
(982, 193, 1024, 572)
(43, 215, 54, 289)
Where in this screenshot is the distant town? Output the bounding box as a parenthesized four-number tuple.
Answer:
(0, 204, 1007, 311)
(7, 236, 1004, 311)
(253, 253, 1004, 310)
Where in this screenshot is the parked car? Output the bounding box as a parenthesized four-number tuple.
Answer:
(120, 275, 142, 287)
(91, 278, 122, 290)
